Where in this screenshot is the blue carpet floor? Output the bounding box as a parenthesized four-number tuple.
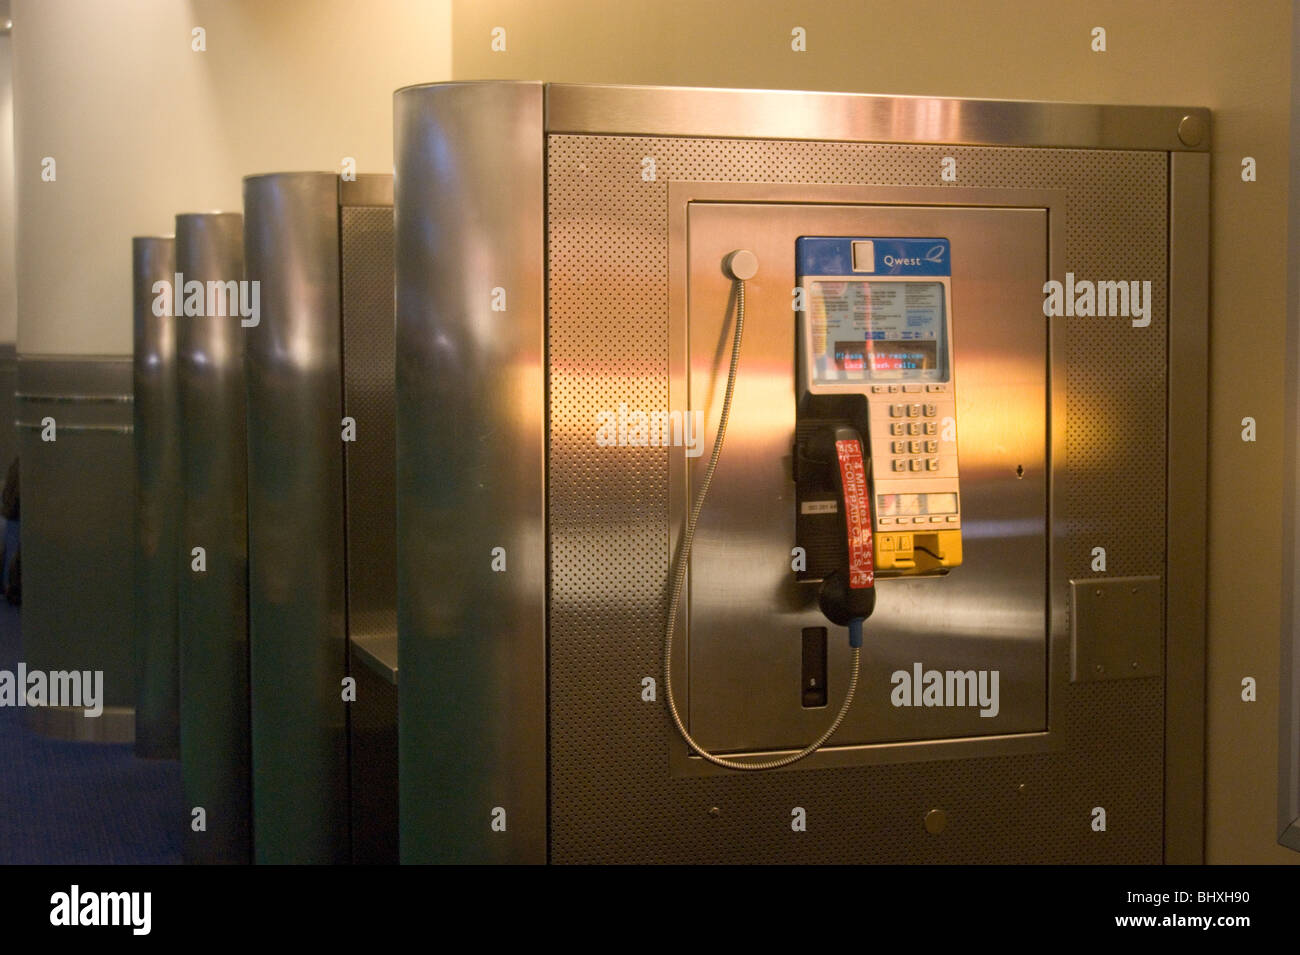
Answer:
(0, 604, 182, 864)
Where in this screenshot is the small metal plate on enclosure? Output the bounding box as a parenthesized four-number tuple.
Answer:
(1070, 576, 1163, 682)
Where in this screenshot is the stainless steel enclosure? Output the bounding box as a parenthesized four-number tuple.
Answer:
(395, 82, 1210, 864)
(133, 235, 180, 759)
(243, 173, 396, 865)
(175, 211, 250, 864)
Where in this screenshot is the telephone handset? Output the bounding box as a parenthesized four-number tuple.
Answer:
(812, 425, 876, 638)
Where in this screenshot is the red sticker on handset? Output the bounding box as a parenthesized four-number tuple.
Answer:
(835, 439, 874, 589)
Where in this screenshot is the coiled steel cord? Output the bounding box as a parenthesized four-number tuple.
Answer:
(663, 279, 861, 771)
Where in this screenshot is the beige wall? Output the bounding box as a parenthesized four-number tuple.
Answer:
(11, 0, 451, 356)
(0, 28, 15, 346)
(450, 0, 1296, 863)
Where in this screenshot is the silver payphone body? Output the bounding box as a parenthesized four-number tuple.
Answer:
(394, 82, 1210, 864)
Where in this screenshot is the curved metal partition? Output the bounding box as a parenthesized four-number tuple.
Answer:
(174, 211, 250, 864)
(394, 82, 548, 864)
(132, 235, 180, 759)
(243, 173, 348, 864)
(244, 172, 397, 864)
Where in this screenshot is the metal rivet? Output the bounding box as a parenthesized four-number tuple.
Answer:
(1095, 588, 1103, 597)
(924, 808, 947, 834)
(1016, 783, 1026, 794)
(1177, 114, 1206, 147)
(1094, 664, 1105, 674)
(708, 806, 720, 817)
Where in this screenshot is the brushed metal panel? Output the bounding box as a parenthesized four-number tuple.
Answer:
(544, 83, 1210, 152)
(548, 134, 1167, 863)
(133, 235, 180, 759)
(339, 173, 394, 208)
(394, 81, 547, 863)
(1167, 152, 1210, 863)
(680, 201, 1047, 754)
(175, 211, 250, 864)
(1070, 576, 1163, 682)
(243, 173, 349, 865)
(17, 357, 136, 736)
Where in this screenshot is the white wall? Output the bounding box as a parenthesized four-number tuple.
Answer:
(11, 0, 452, 356)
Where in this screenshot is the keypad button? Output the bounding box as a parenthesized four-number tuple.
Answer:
(909, 459, 923, 471)
(907, 404, 921, 417)
(892, 459, 906, 472)
(926, 384, 946, 392)
(888, 385, 901, 393)
(923, 403, 937, 416)
(924, 422, 937, 435)
(892, 441, 907, 453)
(909, 440, 922, 453)
(925, 440, 938, 453)
(890, 404, 905, 417)
(879, 517, 894, 525)
(872, 385, 886, 393)
(890, 423, 905, 435)
(926, 458, 940, 471)
(909, 422, 922, 436)
(929, 516, 944, 523)
(903, 384, 922, 393)
(946, 515, 959, 522)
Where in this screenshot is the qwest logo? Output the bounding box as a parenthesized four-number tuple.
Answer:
(152, 273, 260, 327)
(50, 885, 151, 936)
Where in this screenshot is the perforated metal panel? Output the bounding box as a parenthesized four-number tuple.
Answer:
(547, 136, 1167, 863)
(341, 205, 397, 641)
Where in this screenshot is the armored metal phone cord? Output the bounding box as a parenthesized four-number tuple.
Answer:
(663, 278, 861, 772)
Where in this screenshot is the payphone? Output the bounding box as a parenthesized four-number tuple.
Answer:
(664, 237, 965, 771)
(394, 80, 1209, 865)
(795, 237, 962, 579)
